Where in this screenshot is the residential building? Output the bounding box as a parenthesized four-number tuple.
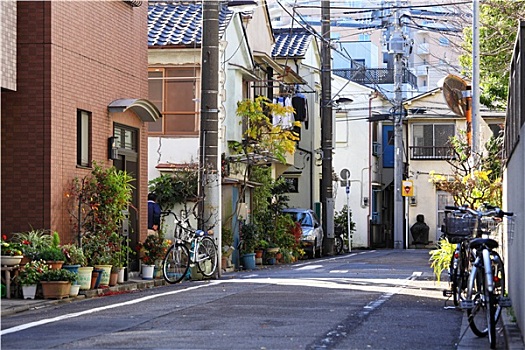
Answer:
(1, 1, 159, 272)
(404, 87, 505, 246)
(331, 75, 390, 248)
(504, 19, 525, 342)
(271, 27, 322, 215)
(147, 2, 307, 267)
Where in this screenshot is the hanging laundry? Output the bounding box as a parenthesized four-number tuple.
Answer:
(292, 93, 308, 129)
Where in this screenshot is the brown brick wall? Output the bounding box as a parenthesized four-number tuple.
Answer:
(1, 1, 149, 246)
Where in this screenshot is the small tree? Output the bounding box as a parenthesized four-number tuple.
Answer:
(334, 205, 356, 242)
(429, 132, 503, 208)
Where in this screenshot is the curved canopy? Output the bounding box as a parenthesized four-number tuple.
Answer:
(108, 98, 161, 122)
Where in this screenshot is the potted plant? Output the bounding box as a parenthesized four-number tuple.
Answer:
(11, 229, 53, 262)
(16, 260, 49, 299)
(37, 246, 66, 270)
(109, 233, 135, 285)
(137, 234, 170, 279)
(0, 235, 24, 266)
(239, 223, 259, 270)
(40, 268, 77, 299)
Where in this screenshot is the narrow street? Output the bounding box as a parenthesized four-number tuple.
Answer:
(1, 250, 506, 349)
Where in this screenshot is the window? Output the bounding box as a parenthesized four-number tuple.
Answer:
(283, 177, 299, 193)
(114, 124, 137, 151)
(411, 124, 455, 159)
(437, 191, 454, 236)
(148, 67, 200, 136)
(77, 110, 91, 167)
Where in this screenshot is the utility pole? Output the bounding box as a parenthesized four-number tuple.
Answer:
(321, 0, 334, 254)
(390, 0, 407, 249)
(200, 1, 222, 274)
(471, 0, 480, 154)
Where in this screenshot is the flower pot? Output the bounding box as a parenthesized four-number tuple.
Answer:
(142, 264, 155, 280)
(117, 267, 126, 284)
(69, 284, 80, 297)
(91, 268, 103, 289)
(77, 267, 93, 290)
(62, 264, 80, 284)
(255, 250, 264, 259)
(1, 256, 23, 266)
(94, 265, 112, 287)
(22, 284, 37, 299)
(242, 253, 256, 270)
(47, 261, 64, 270)
(109, 271, 118, 286)
(266, 257, 276, 265)
(41, 281, 71, 299)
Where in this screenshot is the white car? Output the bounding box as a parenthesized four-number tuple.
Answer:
(282, 208, 324, 258)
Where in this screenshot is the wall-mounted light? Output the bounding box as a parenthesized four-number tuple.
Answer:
(108, 136, 119, 160)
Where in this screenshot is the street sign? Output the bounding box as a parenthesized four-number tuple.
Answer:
(340, 168, 351, 181)
(402, 180, 414, 197)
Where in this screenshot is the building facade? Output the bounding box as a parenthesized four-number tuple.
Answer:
(1, 2, 159, 270)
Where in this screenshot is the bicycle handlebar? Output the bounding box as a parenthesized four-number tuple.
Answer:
(445, 205, 513, 218)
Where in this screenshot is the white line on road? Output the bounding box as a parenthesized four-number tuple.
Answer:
(0, 282, 218, 336)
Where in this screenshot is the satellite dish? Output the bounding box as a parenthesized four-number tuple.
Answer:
(442, 74, 468, 118)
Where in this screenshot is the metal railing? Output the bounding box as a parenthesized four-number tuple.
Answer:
(333, 68, 418, 89)
(409, 146, 455, 160)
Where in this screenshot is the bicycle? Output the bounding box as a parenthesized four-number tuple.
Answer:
(451, 204, 514, 349)
(160, 211, 218, 284)
(441, 205, 476, 307)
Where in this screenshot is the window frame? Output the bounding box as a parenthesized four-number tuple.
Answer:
(148, 66, 201, 136)
(410, 123, 455, 160)
(77, 109, 91, 168)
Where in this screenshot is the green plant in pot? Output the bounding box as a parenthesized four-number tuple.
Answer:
(40, 268, 78, 282)
(16, 260, 49, 286)
(61, 244, 87, 266)
(82, 232, 113, 266)
(11, 228, 53, 260)
(37, 246, 66, 263)
(239, 223, 259, 255)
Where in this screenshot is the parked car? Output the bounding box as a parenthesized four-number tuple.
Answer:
(282, 208, 324, 258)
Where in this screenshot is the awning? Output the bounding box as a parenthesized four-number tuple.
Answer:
(108, 98, 161, 123)
(253, 51, 306, 85)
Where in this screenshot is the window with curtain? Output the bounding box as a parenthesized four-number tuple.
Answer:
(148, 67, 200, 136)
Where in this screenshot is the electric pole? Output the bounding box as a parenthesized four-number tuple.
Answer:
(200, 1, 222, 273)
(321, 0, 335, 254)
(390, 0, 408, 249)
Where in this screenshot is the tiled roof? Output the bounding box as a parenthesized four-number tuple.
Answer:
(272, 28, 313, 58)
(148, 2, 233, 47)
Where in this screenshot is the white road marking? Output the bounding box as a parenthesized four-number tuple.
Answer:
(295, 265, 323, 270)
(329, 270, 349, 273)
(0, 282, 217, 336)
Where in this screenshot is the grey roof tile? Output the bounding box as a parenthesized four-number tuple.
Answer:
(272, 28, 313, 58)
(148, 2, 233, 47)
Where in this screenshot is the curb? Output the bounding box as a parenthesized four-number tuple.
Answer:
(502, 310, 525, 350)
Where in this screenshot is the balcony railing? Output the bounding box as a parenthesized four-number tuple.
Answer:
(410, 146, 455, 160)
(333, 68, 418, 89)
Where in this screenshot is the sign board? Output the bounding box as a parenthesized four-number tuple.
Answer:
(402, 180, 414, 197)
(339, 168, 351, 181)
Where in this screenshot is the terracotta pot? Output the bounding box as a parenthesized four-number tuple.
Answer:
(255, 250, 264, 259)
(47, 261, 64, 270)
(109, 272, 118, 286)
(41, 281, 71, 299)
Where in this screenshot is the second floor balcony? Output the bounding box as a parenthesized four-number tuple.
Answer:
(410, 146, 455, 160)
(333, 68, 418, 89)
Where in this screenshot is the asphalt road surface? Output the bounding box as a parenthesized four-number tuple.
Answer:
(1, 249, 505, 349)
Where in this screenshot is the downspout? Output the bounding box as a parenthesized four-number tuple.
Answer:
(297, 146, 314, 207)
(368, 90, 379, 248)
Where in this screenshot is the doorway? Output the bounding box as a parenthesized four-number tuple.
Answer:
(112, 125, 139, 272)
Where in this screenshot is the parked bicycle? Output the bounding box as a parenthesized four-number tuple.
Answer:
(160, 211, 218, 284)
(441, 205, 477, 307)
(448, 204, 514, 349)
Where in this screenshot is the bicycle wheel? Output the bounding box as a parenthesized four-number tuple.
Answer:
(196, 236, 217, 277)
(162, 243, 190, 284)
(334, 236, 344, 255)
(467, 268, 489, 337)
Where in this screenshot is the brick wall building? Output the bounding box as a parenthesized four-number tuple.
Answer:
(1, 1, 159, 270)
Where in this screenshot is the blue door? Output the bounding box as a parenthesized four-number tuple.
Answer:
(382, 125, 394, 168)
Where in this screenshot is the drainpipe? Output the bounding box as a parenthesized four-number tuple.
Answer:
(368, 90, 379, 248)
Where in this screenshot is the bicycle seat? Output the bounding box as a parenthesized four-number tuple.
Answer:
(469, 237, 498, 250)
(194, 230, 206, 237)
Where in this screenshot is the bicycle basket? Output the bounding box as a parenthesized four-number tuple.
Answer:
(480, 216, 515, 237)
(443, 216, 476, 238)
